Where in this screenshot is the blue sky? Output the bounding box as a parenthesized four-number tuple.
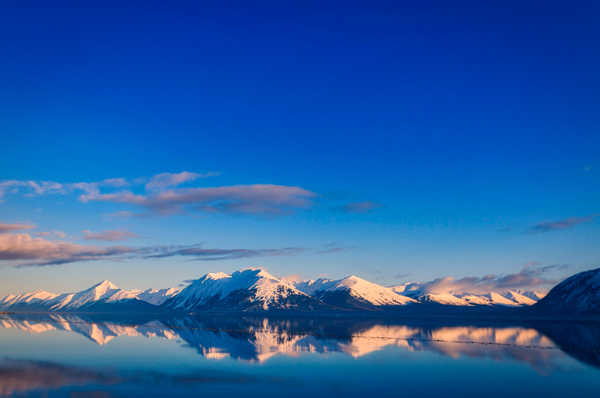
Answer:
(1, 0, 599, 295)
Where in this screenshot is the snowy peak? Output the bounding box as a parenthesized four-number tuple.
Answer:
(295, 274, 416, 306)
(0, 280, 178, 311)
(167, 267, 313, 311)
(0, 290, 58, 308)
(91, 280, 119, 291)
(503, 290, 537, 306)
(138, 288, 181, 306)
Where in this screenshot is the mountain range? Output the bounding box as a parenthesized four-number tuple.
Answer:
(1, 267, 598, 315)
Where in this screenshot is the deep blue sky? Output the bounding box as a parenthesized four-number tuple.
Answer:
(1, 1, 599, 294)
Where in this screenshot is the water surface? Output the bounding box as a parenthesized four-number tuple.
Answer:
(0, 314, 599, 397)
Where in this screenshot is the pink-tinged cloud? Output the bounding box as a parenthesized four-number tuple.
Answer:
(82, 230, 138, 242)
(400, 264, 568, 295)
(0, 233, 134, 266)
(0, 223, 36, 233)
(529, 215, 598, 233)
(145, 171, 219, 191)
(82, 184, 316, 215)
(0, 233, 336, 267)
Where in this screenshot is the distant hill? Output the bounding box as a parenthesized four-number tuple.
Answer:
(533, 268, 600, 315)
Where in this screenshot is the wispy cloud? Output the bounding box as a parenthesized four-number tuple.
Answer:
(82, 230, 138, 242)
(529, 215, 598, 233)
(82, 184, 316, 216)
(333, 201, 382, 214)
(145, 246, 307, 261)
(0, 178, 133, 200)
(402, 264, 569, 295)
(1, 173, 314, 216)
(145, 171, 219, 191)
(0, 222, 35, 233)
(0, 232, 336, 267)
(0, 233, 135, 267)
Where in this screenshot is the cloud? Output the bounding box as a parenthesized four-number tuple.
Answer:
(0, 222, 35, 233)
(0, 174, 314, 216)
(0, 232, 337, 267)
(404, 264, 568, 295)
(145, 246, 307, 261)
(333, 201, 382, 214)
(317, 247, 346, 254)
(0, 177, 128, 200)
(145, 171, 219, 191)
(0, 233, 135, 267)
(529, 215, 598, 233)
(82, 230, 138, 242)
(0, 180, 65, 199)
(82, 184, 316, 215)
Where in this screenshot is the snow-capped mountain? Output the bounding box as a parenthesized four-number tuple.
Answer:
(296, 275, 416, 309)
(0, 280, 178, 312)
(165, 268, 323, 311)
(391, 283, 544, 307)
(534, 267, 600, 314)
(1, 266, 569, 314)
(0, 290, 58, 311)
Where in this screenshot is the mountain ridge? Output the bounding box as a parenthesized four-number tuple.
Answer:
(1, 266, 576, 314)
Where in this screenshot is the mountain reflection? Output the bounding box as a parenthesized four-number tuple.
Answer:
(1, 314, 598, 370)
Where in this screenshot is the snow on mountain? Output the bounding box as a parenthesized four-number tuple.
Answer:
(0, 290, 58, 308)
(0, 267, 554, 313)
(296, 275, 416, 306)
(390, 281, 545, 307)
(167, 268, 317, 311)
(0, 280, 179, 311)
(518, 290, 547, 301)
(137, 288, 181, 306)
(417, 293, 469, 306)
(503, 290, 537, 306)
(428, 291, 536, 307)
(56, 280, 121, 309)
(534, 268, 600, 314)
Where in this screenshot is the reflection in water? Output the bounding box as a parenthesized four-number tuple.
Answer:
(0, 359, 118, 396)
(1, 314, 600, 397)
(0, 358, 278, 397)
(1, 314, 597, 368)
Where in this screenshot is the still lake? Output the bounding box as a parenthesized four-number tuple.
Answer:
(0, 314, 599, 397)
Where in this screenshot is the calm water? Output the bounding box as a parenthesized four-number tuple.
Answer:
(0, 314, 599, 397)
